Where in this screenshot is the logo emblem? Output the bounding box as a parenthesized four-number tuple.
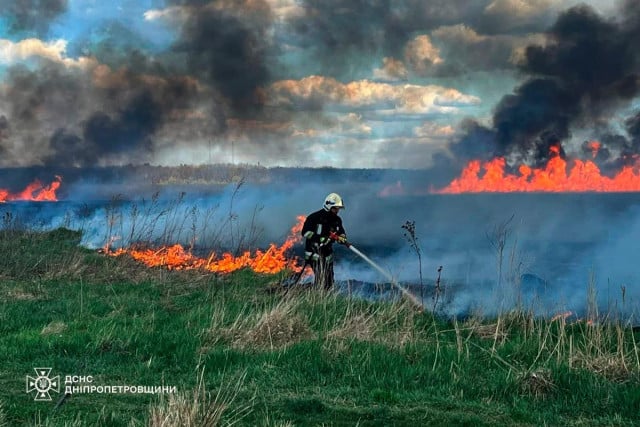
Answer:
(26, 368, 60, 401)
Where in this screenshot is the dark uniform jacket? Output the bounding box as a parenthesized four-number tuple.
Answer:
(301, 209, 346, 259)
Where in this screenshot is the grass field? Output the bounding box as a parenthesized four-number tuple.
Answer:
(0, 228, 639, 426)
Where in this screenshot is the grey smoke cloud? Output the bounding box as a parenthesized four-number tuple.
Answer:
(0, 0, 68, 36)
(0, 0, 292, 167)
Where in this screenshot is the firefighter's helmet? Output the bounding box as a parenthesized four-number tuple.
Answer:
(323, 193, 345, 211)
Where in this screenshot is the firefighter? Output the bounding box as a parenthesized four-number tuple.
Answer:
(301, 193, 348, 290)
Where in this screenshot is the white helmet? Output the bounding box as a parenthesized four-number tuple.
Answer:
(323, 193, 345, 211)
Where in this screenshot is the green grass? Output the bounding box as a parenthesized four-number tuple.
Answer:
(0, 228, 639, 426)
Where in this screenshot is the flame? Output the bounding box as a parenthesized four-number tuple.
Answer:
(437, 143, 640, 193)
(0, 176, 62, 202)
(108, 215, 306, 275)
(379, 141, 640, 195)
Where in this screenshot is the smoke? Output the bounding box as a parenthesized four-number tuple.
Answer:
(46, 90, 165, 167)
(447, 2, 640, 170)
(0, 115, 8, 144)
(0, 0, 282, 168)
(0, 0, 68, 36)
(1, 173, 639, 322)
(290, 0, 531, 79)
(174, 2, 273, 111)
(0, 59, 207, 167)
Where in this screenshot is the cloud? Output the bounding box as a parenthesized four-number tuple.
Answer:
(372, 57, 408, 82)
(432, 24, 486, 44)
(369, 26, 548, 79)
(404, 35, 443, 76)
(266, 76, 481, 116)
(286, 0, 567, 78)
(264, 0, 306, 20)
(143, 6, 192, 26)
(414, 122, 457, 138)
(427, 25, 549, 74)
(290, 113, 373, 139)
(0, 38, 95, 68)
(484, 0, 556, 20)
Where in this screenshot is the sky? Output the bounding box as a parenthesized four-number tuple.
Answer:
(0, 0, 638, 170)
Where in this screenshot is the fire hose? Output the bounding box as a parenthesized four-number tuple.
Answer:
(284, 234, 424, 310)
(331, 233, 424, 309)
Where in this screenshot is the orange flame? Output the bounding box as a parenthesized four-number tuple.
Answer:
(108, 215, 306, 275)
(437, 143, 640, 193)
(0, 176, 62, 202)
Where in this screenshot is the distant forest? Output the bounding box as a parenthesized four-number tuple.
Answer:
(0, 164, 435, 188)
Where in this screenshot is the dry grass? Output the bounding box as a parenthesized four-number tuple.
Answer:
(2, 288, 40, 301)
(262, 421, 295, 427)
(570, 351, 636, 383)
(328, 312, 377, 341)
(148, 370, 250, 427)
(326, 300, 419, 349)
(518, 368, 556, 399)
(567, 323, 640, 382)
(207, 298, 314, 352)
(464, 316, 508, 343)
(41, 321, 67, 336)
(240, 310, 311, 351)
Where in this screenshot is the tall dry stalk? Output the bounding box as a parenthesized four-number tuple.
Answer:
(401, 220, 426, 305)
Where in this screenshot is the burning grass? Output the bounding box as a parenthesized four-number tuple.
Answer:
(436, 143, 640, 194)
(104, 214, 306, 276)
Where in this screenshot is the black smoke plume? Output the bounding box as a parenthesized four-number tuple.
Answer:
(172, 1, 273, 111)
(449, 2, 640, 170)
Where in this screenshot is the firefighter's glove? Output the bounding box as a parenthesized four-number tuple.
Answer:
(329, 232, 350, 246)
